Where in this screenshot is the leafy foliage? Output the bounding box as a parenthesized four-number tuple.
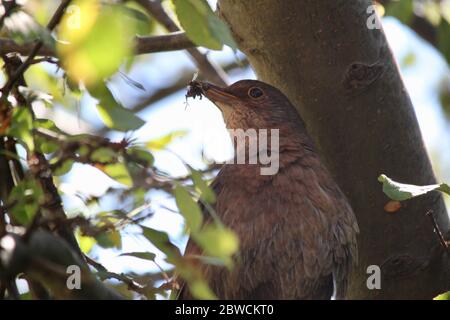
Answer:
(378, 174, 450, 201)
(172, 0, 237, 50)
(0, 0, 240, 300)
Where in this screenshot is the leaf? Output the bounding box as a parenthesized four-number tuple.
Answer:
(117, 4, 154, 36)
(120, 252, 156, 261)
(7, 107, 34, 151)
(172, 0, 236, 50)
(438, 19, 450, 65)
(188, 279, 217, 300)
(189, 255, 229, 267)
(57, 0, 135, 85)
(91, 147, 117, 163)
(190, 168, 216, 204)
(8, 180, 43, 226)
(421, 1, 442, 26)
(384, 0, 414, 24)
(25, 65, 64, 102)
(192, 224, 239, 260)
(34, 118, 61, 131)
(145, 130, 188, 151)
(119, 72, 145, 91)
(141, 226, 182, 262)
(174, 185, 203, 232)
(89, 82, 145, 132)
(434, 291, 450, 300)
(99, 163, 133, 187)
(127, 147, 154, 167)
(95, 230, 122, 249)
(75, 230, 96, 253)
(53, 159, 74, 176)
(378, 174, 450, 201)
(34, 119, 63, 153)
(207, 14, 237, 50)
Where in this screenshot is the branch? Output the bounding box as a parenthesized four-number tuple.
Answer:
(426, 210, 450, 258)
(0, 32, 196, 57)
(135, 0, 229, 86)
(0, 231, 124, 299)
(135, 32, 195, 54)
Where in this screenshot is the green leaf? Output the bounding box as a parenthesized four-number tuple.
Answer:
(127, 147, 154, 167)
(192, 224, 239, 260)
(141, 226, 182, 262)
(53, 159, 75, 176)
(174, 185, 203, 232)
(91, 147, 117, 163)
(7, 107, 34, 151)
(95, 230, 122, 249)
(25, 65, 64, 102)
(384, 0, 414, 24)
(434, 291, 450, 300)
(120, 252, 156, 261)
(378, 174, 450, 201)
(190, 168, 216, 204)
(96, 102, 145, 132)
(75, 230, 96, 253)
(438, 19, 450, 65)
(33, 119, 63, 154)
(172, 0, 236, 50)
(118, 3, 155, 36)
(58, 0, 135, 85)
(145, 130, 188, 151)
(19, 291, 32, 300)
(8, 180, 43, 226)
(89, 82, 145, 132)
(189, 279, 217, 300)
(100, 163, 133, 187)
(208, 14, 237, 50)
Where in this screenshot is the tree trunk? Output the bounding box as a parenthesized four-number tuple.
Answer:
(217, 0, 450, 299)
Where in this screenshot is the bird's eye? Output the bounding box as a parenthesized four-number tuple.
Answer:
(248, 87, 264, 99)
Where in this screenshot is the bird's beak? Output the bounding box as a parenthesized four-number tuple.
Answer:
(197, 81, 238, 111)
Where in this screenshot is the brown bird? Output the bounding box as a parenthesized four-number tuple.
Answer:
(180, 79, 359, 300)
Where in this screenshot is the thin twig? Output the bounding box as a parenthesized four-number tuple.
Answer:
(426, 210, 450, 257)
(85, 255, 150, 296)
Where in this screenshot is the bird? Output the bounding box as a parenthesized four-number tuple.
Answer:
(180, 79, 359, 300)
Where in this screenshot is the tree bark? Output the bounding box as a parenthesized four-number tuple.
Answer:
(217, 0, 450, 299)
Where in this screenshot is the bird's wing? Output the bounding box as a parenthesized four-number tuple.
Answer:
(175, 170, 225, 300)
(329, 187, 359, 299)
(293, 156, 359, 299)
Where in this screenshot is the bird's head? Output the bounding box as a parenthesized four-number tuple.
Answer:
(192, 79, 305, 132)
